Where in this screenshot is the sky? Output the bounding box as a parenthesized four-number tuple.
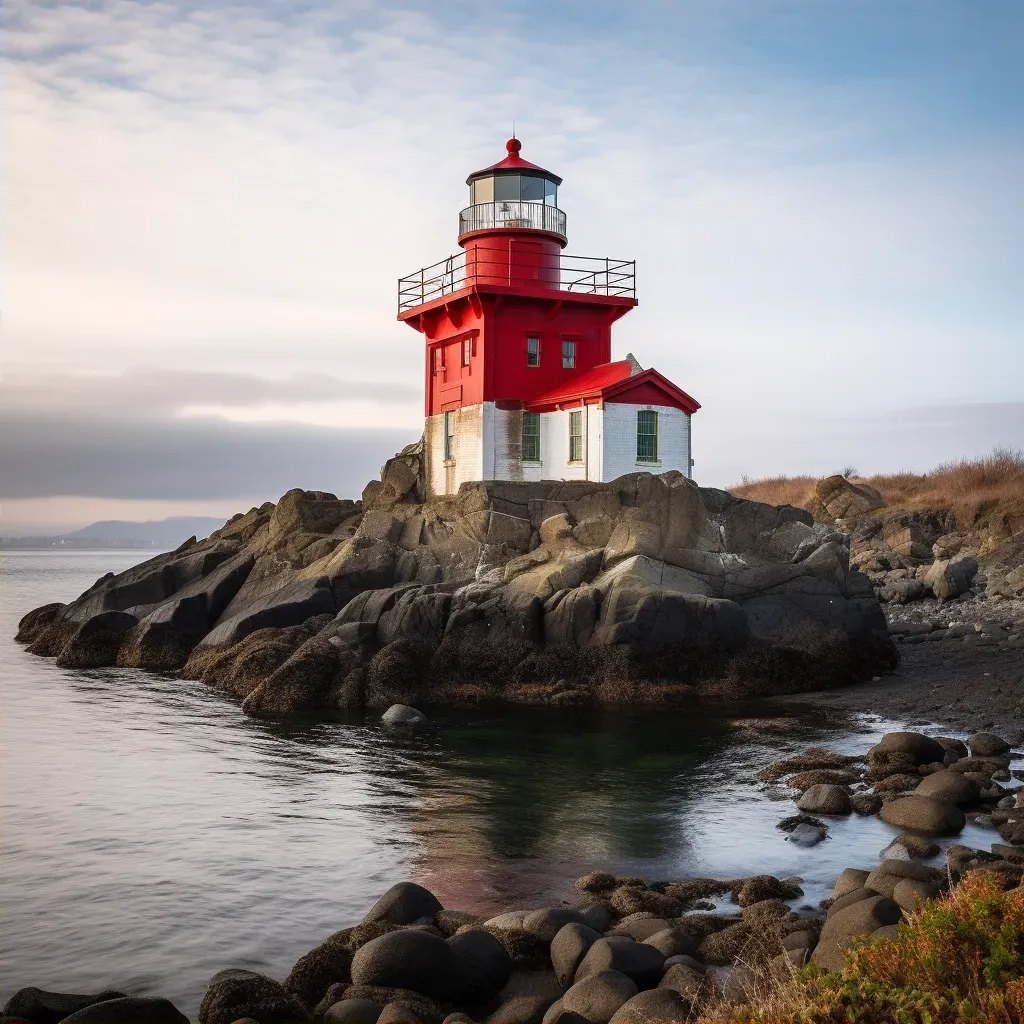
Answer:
(3, 0, 1023, 532)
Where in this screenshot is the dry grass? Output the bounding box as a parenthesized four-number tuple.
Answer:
(730, 447, 1024, 528)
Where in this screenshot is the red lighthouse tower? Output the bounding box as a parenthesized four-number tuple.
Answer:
(398, 138, 699, 497)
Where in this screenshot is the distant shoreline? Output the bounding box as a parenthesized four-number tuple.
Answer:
(0, 539, 173, 551)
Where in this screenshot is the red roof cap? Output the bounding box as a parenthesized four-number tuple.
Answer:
(527, 361, 701, 415)
(466, 138, 563, 185)
(526, 361, 634, 407)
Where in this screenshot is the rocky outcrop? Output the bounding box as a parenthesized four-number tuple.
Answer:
(17, 471, 895, 717)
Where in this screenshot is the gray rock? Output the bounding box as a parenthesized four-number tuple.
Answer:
(869, 732, 946, 766)
(831, 868, 871, 900)
(923, 557, 978, 600)
(57, 998, 190, 1024)
(575, 937, 665, 989)
(197, 969, 311, 1024)
(449, 929, 513, 1003)
(914, 771, 981, 807)
(850, 792, 882, 815)
(864, 860, 938, 899)
(797, 784, 851, 815)
(827, 887, 879, 918)
(551, 923, 602, 988)
(524, 908, 589, 944)
(561, 971, 638, 1024)
(788, 823, 828, 846)
(611, 918, 671, 942)
(2, 988, 128, 1024)
(608, 988, 692, 1024)
(657, 963, 706, 1000)
(350, 931, 462, 1002)
(642, 928, 697, 959)
(381, 704, 429, 731)
(324, 999, 385, 1024)
(969, 733, 1011, 758)
(813, 896, 902, 972)
(879, 795, 966, 835)
(362, 882, 444, 926)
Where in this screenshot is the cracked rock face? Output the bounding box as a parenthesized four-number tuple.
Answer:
(16, 471, 895, 716)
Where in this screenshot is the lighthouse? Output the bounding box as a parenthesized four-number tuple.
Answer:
(398, 138, 700, 498)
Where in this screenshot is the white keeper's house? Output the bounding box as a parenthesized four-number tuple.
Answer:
(397, 138, 700, 498)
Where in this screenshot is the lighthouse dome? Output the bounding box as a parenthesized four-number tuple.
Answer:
(466, 138, 560, 206)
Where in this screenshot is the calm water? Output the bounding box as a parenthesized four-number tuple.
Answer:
(0, 550, 995, 1017)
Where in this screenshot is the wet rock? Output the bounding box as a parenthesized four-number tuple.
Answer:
(574, 937, 665, 989)
(796, 784, 851, 815)
(948, 756, 1012, 777)
(784, 769, 860, 790)
(607, 988, 692, 1024)
(350, 931, 462, 1002)
(58, 998, 189, 1023)
(551, 923, 603, 989)
(286, 931, 353, 1006)
(1, 988, 127, 1024)
(882, 833, 940, 860)
(788, 823, 828, 846)
(363, 883, 444, 927)
(561, 971, 637, 1024)
(914, 770, 981, 807)
(736, 875, 803, 906)
(54, 610, 138, 668)
(879, 795, 966, 835)
(198, 969, 311, 1024)
(14, 603, 66, 644)
(875, 773, 922, 793)
(850, 792, 882, 815)
(657, 963, 706, 1002)
(869, 732, 946, 767)
(758, 750, 859, 783)
(382, 704, 430, 732)
(969, 733, 1011, 758)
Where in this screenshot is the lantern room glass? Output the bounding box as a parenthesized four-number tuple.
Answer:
(470, 174, 557, 206)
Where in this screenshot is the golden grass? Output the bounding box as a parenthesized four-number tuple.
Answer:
(730, 447, 1024, 528)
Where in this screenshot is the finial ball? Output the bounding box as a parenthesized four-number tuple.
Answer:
(506, 137, 521, 156)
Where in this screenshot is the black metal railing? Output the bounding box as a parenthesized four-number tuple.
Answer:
(398, 249, 635, 313)
(458, 201, 567, 241)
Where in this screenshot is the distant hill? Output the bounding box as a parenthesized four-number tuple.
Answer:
(63, 516, 226, 545)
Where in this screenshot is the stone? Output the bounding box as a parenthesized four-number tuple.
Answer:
(286, 931, 353, 1006)
(796, 784, 852, 815)
(552, 923, 603, 988)
(657, 963, 706, 1001)
(923, 557, 979, 600)
(915, 769, 983, 807)
(351, 931, 463, 1002)
(57, 998, 190, 1023)
(735, 875, 802, 906)
(2, 989, 128, 1024)
(561, 971, 638, 1024)
(487, 993, 558, 1024)
(864, 860, 938, 899)
(892, 878, 937, 912)
(324, 999, 385, 1023)
(850, 792, 882, 815)
(574, 937, 665, 989)
(879, 795, 966, 835)
(869, 732, 946, 767)
(382, 705, 430, 731)
(198, 970, 311, 1024)
(784, 769, 860, 790)
(642, 927, 698, 959)
(788, 823, 828, 846)
(812, 896, 902, 972)
(523, 908, 589, 944)
(969, 733, 1011, 758)
(882, 834, 940, 860)
(611, 918, 671, 942)
(449, 929, 513, 1003)
(832, 868, 871, 900)
(827, 888, 878, 917)
(363, 883, 444, 927)
(815, 476, 885, 519)
(607, 988, 692, 1024)
(55, 610, 138, 668)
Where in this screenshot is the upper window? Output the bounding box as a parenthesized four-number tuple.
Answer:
(568, 410, 583, 462)
(636, 410, 658, 463)
(462, 337, 472, 366)
(526, 336, 540, 367)
(470, 174, 556, 206)
(444, 410, 456, 462)
(562, 340, 575, 369)
(522, 412, 541, 462)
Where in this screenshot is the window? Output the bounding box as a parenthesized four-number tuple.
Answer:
(568, 410, 583, 462)
(431, 348, 439, 376)
(526, 336, 540, 367)
(520, 175, 545, 202)
(444, 411, 456, 462)
(471, 177, 494, 204)
(494, 175, 520, 202)
(462, 337, 472, 366)
(637, 410, 658, 462)
(544, 179, 558, 207)
(562, 340, 575, 369)
(522, 412, 541, 462)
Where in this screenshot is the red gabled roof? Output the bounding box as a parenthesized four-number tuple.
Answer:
(466, 138, 563, 185)
(526, 361, 701, 415)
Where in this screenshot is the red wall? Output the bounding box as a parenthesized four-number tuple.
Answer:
(421, 295, 620, 416)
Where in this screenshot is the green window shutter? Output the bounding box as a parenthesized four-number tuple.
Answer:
(636, 410, 658, 462)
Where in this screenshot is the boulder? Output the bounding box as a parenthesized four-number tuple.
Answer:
(607, 988, 692, 1024)
(869, 733, 946, 767)
(814, 476, 885, 519)
(922, 557, 978, 600)
(611, 918, 671, 942)
(449, 929, 513, 1003)
(14, 603, 66, 644)
(892, 878, 937, 912)
(850, 792, 882, 815)
(796, 785, 851, 815)
(523, 909, 589, 944)
(642, 928, 697, 959)
(381, 704, 430, 732)
(551, 923, 602, 988)
(879, 795, 966, 835)
(657, 963, 706, 1002)
(812, 896, 902, 972)
(350, 931, 462, 1003)
(914, 771, 981, 807)
(831, 868, 871, 900)
(574, 937, 665, 989)
(324, 998, 385, 1023)
(881, 834, 940, 860)
(362, 883, 444, 927)
(788, 823, 828, 846)
(2, 988, 127, 1024)
(198, 969, 311, 1024)
(827, 887, 878, 917)
(561, 971, 638, 1024)
(969, 733, 1011, 758)
(286, 931, 353, 1007)
(864, 860, 939, 899)
(57, 998, 190, 1023)
(55, 610, 138, 668)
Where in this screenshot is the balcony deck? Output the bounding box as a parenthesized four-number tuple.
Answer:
(398, 249, 636, 315)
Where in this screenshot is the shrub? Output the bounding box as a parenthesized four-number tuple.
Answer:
(706, 873, 1024, 1024)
